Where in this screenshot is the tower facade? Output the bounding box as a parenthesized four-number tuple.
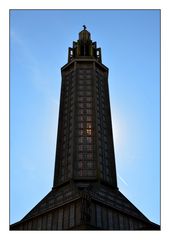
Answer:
(10, 27, 159, 230)
(53, 26, 117, 189)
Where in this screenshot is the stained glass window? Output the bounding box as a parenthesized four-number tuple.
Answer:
(86, 129, 92, 136)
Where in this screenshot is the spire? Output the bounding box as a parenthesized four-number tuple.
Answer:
(68, 26, 102, 62)
(79, 25, 91, 42)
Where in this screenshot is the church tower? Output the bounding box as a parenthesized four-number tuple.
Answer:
(10, 27, 159, 230)
(53, 25, 117, 189)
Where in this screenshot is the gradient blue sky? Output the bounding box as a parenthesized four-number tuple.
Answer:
(10, 10, 160, 225)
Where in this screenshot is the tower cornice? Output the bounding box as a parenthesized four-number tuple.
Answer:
(61, 58, 108, 72)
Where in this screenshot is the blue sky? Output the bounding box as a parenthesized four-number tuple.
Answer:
(10, 10, 160, 225)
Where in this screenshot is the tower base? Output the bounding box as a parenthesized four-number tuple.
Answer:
(10, 182, 160, 230)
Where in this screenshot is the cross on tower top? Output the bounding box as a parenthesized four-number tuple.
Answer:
(83, 25, 87, 30)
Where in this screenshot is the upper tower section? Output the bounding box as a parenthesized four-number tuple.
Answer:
(68, 25, 102, 63)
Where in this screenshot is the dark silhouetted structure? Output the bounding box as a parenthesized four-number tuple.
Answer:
(11, 27, 160, 230)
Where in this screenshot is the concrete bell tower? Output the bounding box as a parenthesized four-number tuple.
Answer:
(11, 27, 159, 230)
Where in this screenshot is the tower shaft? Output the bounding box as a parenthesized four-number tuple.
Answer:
(53, 58, 117, 189)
